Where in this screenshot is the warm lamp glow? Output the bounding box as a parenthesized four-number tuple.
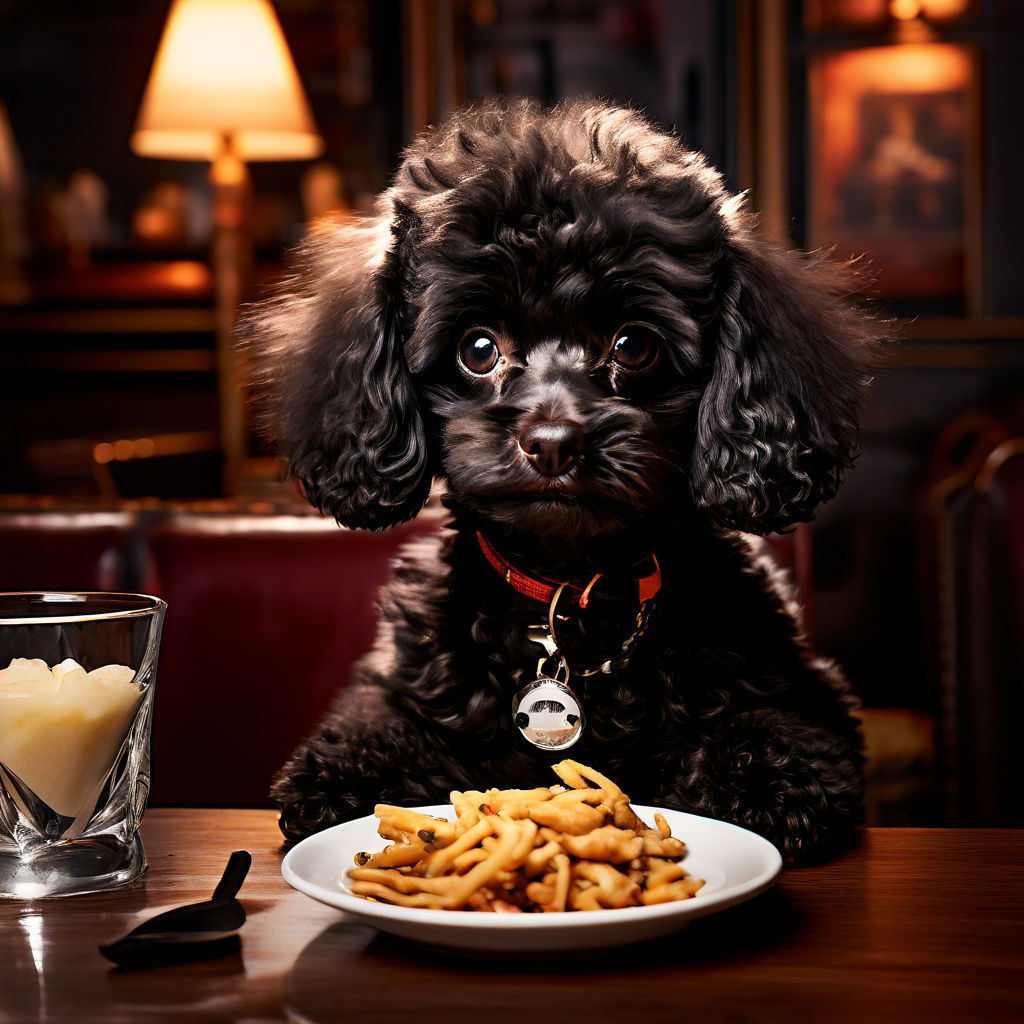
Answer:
(919, 0, 970, 18)
(132, 0, 322, 161)
(890, 0, 923, 19)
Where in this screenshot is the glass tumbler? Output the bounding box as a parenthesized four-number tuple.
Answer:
(0, 592, 166, 898)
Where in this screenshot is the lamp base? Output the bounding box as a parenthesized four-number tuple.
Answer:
(210, 142, 252, 496)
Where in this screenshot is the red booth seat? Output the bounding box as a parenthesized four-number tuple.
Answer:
(0, 510, 132, 591)
(141, 510, 441, 809)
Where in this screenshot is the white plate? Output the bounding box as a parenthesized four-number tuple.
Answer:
(281, 805, 783, 953)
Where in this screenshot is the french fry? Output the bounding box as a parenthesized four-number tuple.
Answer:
(641, 876, 706, 905)
(374, 805, 456, 846)
(558, 825, 644, 863)
(422, 817, 493, 877)
(523, 839, 562, 877)
(348, 881, 453, 909)
(451, 789, 489, 821)
(345, 762, 704, 913)
(640, 833, 686, 858)
(529, 797, 607, 835)
(443, 817, 522, 908)
(486, 787, 554, 817)
(508, 818, 540, 866)
(348, 868, 457, 895)
(570, 861, 641, 909)
(354, 842, 426, 869)
(450, 847, 491, 873)
(644, 856, 690, 888)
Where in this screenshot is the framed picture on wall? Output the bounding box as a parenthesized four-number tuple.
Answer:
(807, 42, 982, 310)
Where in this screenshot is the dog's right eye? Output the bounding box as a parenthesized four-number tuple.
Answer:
(458, 330, 500, 375)
(611, 322, 660, 370)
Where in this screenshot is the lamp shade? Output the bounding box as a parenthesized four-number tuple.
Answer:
(132, 0, 322, 161)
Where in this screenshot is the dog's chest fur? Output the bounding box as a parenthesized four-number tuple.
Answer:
(357, 514, 856, 801)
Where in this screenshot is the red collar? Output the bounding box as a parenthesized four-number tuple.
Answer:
(476, 532, 661, 611)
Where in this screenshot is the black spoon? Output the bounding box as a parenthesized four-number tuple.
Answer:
(100, 849, 252, 968)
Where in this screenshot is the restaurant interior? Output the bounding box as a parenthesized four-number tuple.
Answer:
(1, 0, 1022, 831)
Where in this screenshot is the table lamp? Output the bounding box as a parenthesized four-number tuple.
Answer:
(131, 0, 323, 493)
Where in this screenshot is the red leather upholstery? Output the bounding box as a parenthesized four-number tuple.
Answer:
(0, 511, 131, 591)
(141, 511, 443, 808)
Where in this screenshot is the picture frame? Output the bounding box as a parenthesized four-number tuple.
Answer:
(807, 41, 982, 310)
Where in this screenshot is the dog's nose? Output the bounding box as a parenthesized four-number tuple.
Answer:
(518, 420, 584, 476)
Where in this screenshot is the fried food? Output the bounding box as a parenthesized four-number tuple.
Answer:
(346, 760, 705, 912)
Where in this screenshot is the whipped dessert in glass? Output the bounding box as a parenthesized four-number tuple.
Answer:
(0, 657, 142, 822)
(0, 592, 165, 898)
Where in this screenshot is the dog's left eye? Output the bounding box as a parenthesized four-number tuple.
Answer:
(611, 323, 660, 370)
(458, 330, 500, 375)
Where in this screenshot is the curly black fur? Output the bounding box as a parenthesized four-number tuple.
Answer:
(242, 98, 885, 864)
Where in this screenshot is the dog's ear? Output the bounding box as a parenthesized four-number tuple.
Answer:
(690, 233, 882, 535)
(241, 205, 432, 530)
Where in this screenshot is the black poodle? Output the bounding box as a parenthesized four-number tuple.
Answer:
(245, 98, 883, 863)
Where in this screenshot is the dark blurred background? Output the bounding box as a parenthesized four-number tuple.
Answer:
(1, 0, 1022, 822)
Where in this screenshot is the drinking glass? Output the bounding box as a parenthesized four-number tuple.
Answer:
(0, 592, 165, 898)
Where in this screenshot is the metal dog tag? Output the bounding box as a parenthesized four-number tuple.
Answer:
(512, 677, 584, 751)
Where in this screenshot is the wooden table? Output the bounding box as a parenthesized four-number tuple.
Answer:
(2, 811, 1021, 1023)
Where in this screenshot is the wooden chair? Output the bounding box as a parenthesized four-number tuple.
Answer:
(925, 419, 1024, 825)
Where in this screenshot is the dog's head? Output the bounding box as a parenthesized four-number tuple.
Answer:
(245, 98, 881, 539)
